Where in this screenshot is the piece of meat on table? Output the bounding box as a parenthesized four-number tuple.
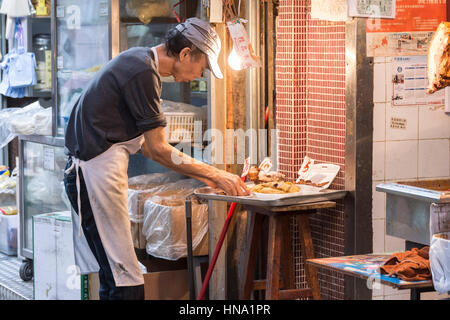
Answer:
(427, 22, 450, 94)
(257, 171, 286, 183)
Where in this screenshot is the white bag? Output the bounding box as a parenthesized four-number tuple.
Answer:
(429, 232, 450, 294)
(128, 171, 186, 223)
(142, 179, 207, 260)
(226, 18, 259, 70)
(429, 203, 450, 295)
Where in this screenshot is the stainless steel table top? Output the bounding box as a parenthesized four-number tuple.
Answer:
(193, 186, 348, 207)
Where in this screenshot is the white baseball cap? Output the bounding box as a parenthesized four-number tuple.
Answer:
(175, 18, 223, 79)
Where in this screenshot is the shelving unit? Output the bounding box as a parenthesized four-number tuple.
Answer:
(14, 0, 212, 279)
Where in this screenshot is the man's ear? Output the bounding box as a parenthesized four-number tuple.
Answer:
(179, 47, 191, 62)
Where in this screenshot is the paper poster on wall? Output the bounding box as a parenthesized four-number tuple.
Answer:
(348, 0, 396, 19)
(392, 56, 444, 106)
(311, 0, 348, 22)
(366, 0, 446, 57)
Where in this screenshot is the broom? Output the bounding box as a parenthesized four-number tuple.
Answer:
(197, 106, 269, 300)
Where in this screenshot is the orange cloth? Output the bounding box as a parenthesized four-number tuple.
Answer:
(380, 247, 432, 282)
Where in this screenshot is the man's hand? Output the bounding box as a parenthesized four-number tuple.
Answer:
(197, 170, 250, 196)
(143, 127, 250, 196)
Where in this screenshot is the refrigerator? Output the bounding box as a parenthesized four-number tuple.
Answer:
(18, 135, 70, 280)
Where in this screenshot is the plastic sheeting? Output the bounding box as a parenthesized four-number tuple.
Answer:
(0, 101, 52, 149)
(128, 171, 186, 223)
(142, 179, 208, 261)
(430, 232, 450, 294)
(429, 203, 450, 294)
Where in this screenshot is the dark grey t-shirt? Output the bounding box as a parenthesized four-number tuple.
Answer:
(64, 47, 167, 161)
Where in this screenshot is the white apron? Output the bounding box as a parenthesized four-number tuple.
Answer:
(65, 134, 146, 286)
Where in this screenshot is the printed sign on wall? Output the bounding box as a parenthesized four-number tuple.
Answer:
(392, 56, 445, 105)
(366, 0, 446, 57)
(348, 0, 396, 19)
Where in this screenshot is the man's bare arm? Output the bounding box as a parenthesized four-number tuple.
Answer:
(142, 127, 249, 196)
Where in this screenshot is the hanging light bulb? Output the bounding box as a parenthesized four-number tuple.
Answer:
(228, 46, 243, 71)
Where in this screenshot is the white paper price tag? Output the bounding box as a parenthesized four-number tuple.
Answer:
(296, 156, 314, 183)
(241, 157, 251, 178)
(258, 157, 273, 173)
(43, 147, 55, 171)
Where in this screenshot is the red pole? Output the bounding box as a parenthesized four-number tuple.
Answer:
(197, 178, 244, 300)
(197, 107, 271, 300)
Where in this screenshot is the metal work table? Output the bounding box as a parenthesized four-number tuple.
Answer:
(185, 187, 348, 299)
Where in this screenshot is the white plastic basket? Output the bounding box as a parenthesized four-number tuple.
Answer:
(164, 112, 205, 144)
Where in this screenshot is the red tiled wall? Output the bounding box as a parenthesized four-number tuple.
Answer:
(276, 0, 346, 300)
(275, 1, 308, 180)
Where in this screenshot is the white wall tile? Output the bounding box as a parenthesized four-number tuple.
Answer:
(372, 182, 386, 220)
(418, 139, 450, 178)
(373, 103, 386, 141)
(385, 141, 418, 180)
(373, 142, 385, 181)
(386, 105, 418, 141)
(385, 62, 393, 103)
(420, 291, 449, 300)
(419, 106, 450, 139)
(374, 57, 386, 64)
(374, 63, 386, 103)
(372, 219, 385, 253)
(382, 284, 408, 297)
(385, 235, 405, 253)
(383, 293, 410, 300)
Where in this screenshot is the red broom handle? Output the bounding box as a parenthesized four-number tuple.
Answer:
(196, 176, 245, 300)
(197, 108, 270, 300)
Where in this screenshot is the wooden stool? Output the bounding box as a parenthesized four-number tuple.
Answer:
(240, 201, 336, 300)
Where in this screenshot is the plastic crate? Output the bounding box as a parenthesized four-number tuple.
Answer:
(164, 112, 205, 144)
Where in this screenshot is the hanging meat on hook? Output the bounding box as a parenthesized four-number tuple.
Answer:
(427, 22, 450, 94)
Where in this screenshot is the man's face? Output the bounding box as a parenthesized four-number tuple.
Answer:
(172, 48, 209, 82)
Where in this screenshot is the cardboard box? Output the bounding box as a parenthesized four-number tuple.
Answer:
(143, 269, 189, 300)
(33, 212, 99, 300)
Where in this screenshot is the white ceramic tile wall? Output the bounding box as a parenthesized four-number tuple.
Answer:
(384, 235, 405, 253)
(374, 63, 386, 103)
(385, 105, 418, 141)
(372, 219, 385, 254)
(418, 139, 450, 178)
(419, 106, 450, 139)
(372, 182, 386, 220)
(385, 60, 393, 103)
(385, 140, 418, 180)
(373, 103, 386, 142)
(421, 291, 450, 300)
(371, 58, 450, 300)
(383, 292, 410, 300)
(373, 142, 385, 180)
